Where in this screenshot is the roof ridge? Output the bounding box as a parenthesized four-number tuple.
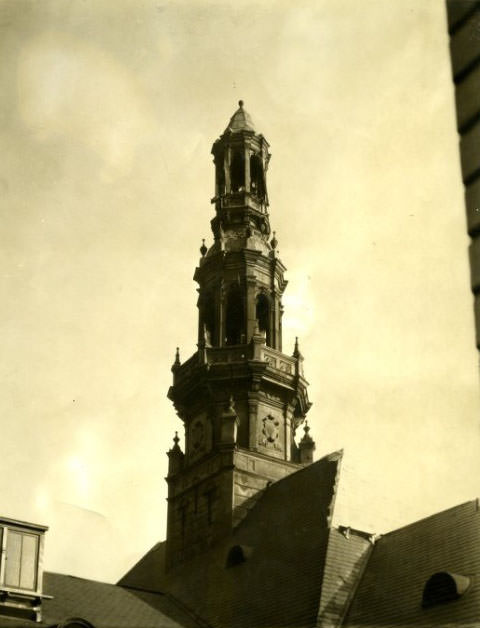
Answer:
(377, 498, 479, 539)
(44, 571, 117, 587)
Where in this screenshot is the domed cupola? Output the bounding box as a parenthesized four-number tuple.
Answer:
(225, 100, 255, 133)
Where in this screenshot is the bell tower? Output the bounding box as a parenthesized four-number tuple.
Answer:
(165, 102, 315, 570)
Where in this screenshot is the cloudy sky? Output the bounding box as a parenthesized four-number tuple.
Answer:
(1, 0, 479, 583)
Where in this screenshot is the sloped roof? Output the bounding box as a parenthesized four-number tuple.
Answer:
(225, 101, 255, 133)
(163, 451, 343, 628)
(343, 500, 480, 628)
(118, 541, 167, 593)
(36, 572, 200, 628)
(317, 527, 373, 628)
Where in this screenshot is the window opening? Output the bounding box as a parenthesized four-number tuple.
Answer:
(230, 152, 245, 192)
(256, 293, 271, 346)
(225, 286, 244, 345)
(204, 295, 216, 346)
(250, 154, 265, 199)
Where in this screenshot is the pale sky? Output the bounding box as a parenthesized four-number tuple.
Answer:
(1, 0, 479, 583)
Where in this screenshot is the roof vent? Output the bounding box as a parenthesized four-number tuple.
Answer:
(225, 544, 252, 568)
(422, 572, 471, 608)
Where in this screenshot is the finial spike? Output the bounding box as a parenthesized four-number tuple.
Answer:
(270, 231, 278, 250)
(200, 238, 207, 257)
(238, 100, 244, 108)
(174, 347, 180, 365)
(293, 336, 300, 357)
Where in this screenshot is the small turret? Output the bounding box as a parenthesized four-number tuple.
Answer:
(299, 421, 316, 465)
(167, 432, 184, 476)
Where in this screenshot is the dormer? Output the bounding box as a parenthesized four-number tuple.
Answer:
(0, 516, 50, 622)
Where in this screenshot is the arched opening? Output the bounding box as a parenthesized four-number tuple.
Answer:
(216, 160, 225, 196)
(250, 154, 265, 199)
(256, 293, 271, 346)
(225, 286, 244, 345)
(422, 572, 471, 608)
(203, 294, 216, 346)
(230, 151, 245, 193)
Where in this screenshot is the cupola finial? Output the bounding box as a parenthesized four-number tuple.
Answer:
(200, 238, 207, 257)
(172, 347, 181, 370)
(238, 100, 244, 108)
(293, 336, 300, 358)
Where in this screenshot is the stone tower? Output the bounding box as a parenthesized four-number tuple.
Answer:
(165, 102, 315, 570)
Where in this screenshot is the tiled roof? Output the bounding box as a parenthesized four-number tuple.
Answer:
(163, 451, 343, 628)
(117, 541, 167, 593)
(343, 500, 480, 628)
(38, 571, 200, 628)
(317, 527, 373, 628)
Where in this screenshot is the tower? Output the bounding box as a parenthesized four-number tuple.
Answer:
(165, 102, 315, 570)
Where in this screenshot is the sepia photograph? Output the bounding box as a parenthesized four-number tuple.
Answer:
(1, 0, 480, 626)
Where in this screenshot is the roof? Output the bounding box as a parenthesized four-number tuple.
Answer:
(163, 451, 343, 628)
(117, 541, 167, 593)
(0, 515, 48, 532)
(0, 572, 202, 628)
(317, 527, 373, 627)
(225, 101, 255, 133)
(343, 499, 480, 628)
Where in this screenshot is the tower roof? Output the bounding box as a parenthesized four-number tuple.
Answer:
(225, 100, 255, 133)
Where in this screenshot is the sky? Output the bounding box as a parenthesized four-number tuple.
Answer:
(1, 0, 479, 583)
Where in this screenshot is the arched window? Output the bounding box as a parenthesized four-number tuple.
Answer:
(216, 160, 225, 196)
(256, 293, 271, 347)
(225, 286, 244, 345)
(230, 152, 245, 193)
(422, 572, 471, 608)
(250, 154, 265, 199)
(203, 294, 216, 346)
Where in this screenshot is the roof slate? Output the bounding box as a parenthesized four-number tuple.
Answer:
(37, 572, 200, 628)
(343, 500, 480, 628)
(317, 527, 373, 628)
(117, 541, 167, 593)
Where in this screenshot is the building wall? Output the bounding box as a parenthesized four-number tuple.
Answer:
(447, 1, 480, 348)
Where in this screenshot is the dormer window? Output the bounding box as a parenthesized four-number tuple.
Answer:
(0, 516, 49, 622)
(225, 544, 252, 568)
(422, 572, 471, 608)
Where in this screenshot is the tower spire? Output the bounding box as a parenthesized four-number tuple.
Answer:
(165, 103, 312, 570)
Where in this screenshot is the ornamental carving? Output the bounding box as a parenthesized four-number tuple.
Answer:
(260, 414, 281, 450)
(279, 361, 292, 374)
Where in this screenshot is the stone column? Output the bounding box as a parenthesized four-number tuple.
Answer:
(246, 275, 257, 343)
